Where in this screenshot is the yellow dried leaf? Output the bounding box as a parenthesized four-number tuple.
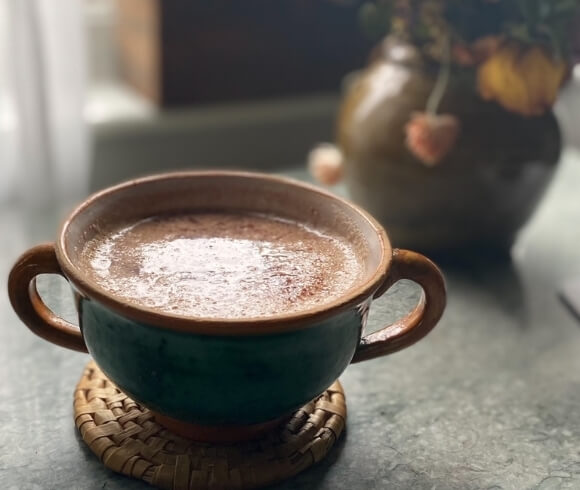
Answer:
(477, 43, 567, 116)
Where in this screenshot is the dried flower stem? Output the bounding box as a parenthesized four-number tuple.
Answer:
(426, 36, 451, 115)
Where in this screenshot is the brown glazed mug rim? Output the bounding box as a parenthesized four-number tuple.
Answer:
(55, 171, 393, 335)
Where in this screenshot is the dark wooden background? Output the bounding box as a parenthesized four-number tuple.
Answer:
(115, 0, 373, 107)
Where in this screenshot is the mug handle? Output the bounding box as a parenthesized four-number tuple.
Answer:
(351, 249, 446, 363)
(8, 243, 88, 353)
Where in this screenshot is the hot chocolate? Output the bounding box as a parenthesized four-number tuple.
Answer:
(82, 212, 363, 319)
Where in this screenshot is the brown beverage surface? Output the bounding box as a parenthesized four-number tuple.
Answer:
(82, 212, 364, 319)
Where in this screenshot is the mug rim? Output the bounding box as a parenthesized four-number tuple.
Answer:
(56, 170, 392, 335)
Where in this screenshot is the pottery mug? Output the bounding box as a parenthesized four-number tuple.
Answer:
(8, 171, 446, 441)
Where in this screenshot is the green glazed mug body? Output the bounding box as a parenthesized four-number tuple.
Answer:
(80, 296, 367, 426)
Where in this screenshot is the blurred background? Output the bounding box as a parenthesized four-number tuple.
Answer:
(0, 0, 373, 211)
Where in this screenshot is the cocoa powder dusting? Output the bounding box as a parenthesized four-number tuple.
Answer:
(82, 212, 363, 319)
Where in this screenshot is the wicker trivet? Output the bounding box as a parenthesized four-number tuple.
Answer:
(74, 361, 346, 490)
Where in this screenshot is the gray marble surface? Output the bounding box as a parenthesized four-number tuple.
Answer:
(1, 151, 580, 490)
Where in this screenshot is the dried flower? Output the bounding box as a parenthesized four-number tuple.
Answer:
(477, 43, 568, 116)
(453, 35, 503, 66)
(358, 0, 579, 115)
(405, 112, 461, 166)
(308, 144, 345, 185)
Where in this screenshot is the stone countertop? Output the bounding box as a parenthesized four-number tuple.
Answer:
(1, 152, 580, 490)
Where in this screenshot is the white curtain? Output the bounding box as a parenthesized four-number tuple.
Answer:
(0, 0, 90, 212)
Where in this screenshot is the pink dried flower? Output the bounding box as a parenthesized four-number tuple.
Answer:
(405, 112, 461, 166)
(308, 144, 345, 186)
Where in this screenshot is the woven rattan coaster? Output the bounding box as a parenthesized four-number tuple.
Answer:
(74, 361, 346, 490)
